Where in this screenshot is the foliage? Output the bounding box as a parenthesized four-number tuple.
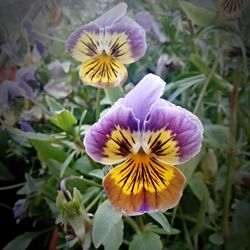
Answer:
(0, 0, 250, 250)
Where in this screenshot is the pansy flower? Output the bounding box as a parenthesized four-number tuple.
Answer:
(65, 3, 146, 88)
(84, 74, 203, 215)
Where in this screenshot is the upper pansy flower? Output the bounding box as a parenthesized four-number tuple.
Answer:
(65, 3, 147, 88)
(84, 74, 203, 216)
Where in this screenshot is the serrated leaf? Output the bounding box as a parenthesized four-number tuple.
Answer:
(50, 109, 77, 132)
(103, 219, 124, 250)
(129, 231, 163, 250)
(92, 200, 122, 248)
(148, 212, 170, 233)
(3, 232, 38, 250)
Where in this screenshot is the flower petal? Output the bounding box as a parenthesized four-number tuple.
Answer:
(84, 105, 140, 165)
(143, 105, 203, 164)
(95, 2, 127, 27)
(105, 16, 146, 64)
(65, 23, 102, 62)
(79, 55, 128, 88)
(103, 153, 185, 215)
(122, 74, 165, 122)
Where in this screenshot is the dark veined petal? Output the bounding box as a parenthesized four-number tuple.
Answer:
(121, 74, 165, 122)
(105, 16, 147, 64)
(142, 105, 203, 165)
(103, 152, 185, 216)
(65, 23, 102, 62)
(79, 55, 128, 88)
(83, 105, 140, 165)
(218, 0, 247, 20)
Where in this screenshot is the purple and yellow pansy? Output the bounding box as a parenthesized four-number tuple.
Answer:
(65, 3, 146, 88)
(84, 74, 203, 215)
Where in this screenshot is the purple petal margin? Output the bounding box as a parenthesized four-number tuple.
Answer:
(144, 105, 203, 164)
(84, 104, 139, 164)
(108, 16, 147, 62)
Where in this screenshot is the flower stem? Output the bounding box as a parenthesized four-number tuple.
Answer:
(95, 88, 102, 121)
(86, 191, 102, 212)
(0, 182, 26, 191)
(222, 69, 240, 236)
(193, 59, 219, 115)
(60, 176, 102, 201)
(124, 216, 141, 233)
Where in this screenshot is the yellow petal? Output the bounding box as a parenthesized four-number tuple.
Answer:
(79, 55, 128, 88)
(103, 152, 185, 215)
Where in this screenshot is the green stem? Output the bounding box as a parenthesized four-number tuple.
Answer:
(170, 205, 178, 227)
(60, 176, 102, 201)
(0, 182, 25, 191)
(179, 206, 194, 250)
(124, 216, 141, 233)
(86, 191, 102, 212)
(95, 88, 102, 121)
(193, 59, 219, 115)
(222, 69, 240, 236)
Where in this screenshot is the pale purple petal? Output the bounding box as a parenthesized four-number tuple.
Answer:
(84, 104, 139, 164)
(144, 105, 203, 164)
(136, 11, 168, 43)
(95, 2, 127, 27)
(16, 66, 36, 82)
(107, 16, 146, 63)
(121, 74, 165, 122)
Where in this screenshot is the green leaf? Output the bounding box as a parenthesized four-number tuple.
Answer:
(30, 139, 68, 163)
(45, 95, 64, 112)
(204, 124, 230, 150)
(105, 86, 124, 104)
(92, 199, 122, 248)
(179, 149, 203, 182)
(129, 231, 163, 250)
(3, 232, 39, 250)
(50, 109, 77, 132)
(60, 151, 76, 178)
(179, 1, 238, 31)
(189, 176, 209, 203)
(148, 212, 171, 233)
(73, 155, 93, 175)
(7, 127, 53, 141)
(103, 219, 124, 250)
(88, 169, 104, 179)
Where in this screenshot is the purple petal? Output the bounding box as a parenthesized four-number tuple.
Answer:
(0, 81, 21, 106)
(16, 66, 36, 82)
(44, 80, 72, 99)
(84, 104, 140, 165)
(136, 11, 168, 43)
(35, 39, 45, 56)
(95, 2, 127, 27)
(19, 80, 34, 98)
(19, 121, 34, 132)
(121, 74, 165, 122)
(22, 19, 33, 35)
(65, 22, 101, 62)
(143, 105, 203, 164)
(107, 16, 147, 63)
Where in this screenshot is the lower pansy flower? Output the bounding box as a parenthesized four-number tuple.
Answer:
(84, 74, 203, 215)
